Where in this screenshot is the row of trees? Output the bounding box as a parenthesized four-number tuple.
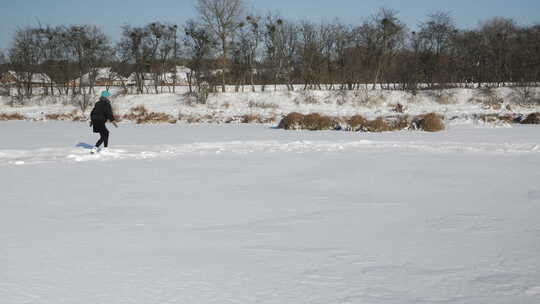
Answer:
(1, 0, 539, 98)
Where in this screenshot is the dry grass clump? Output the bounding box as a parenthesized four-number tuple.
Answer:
(45, 113, 73, 120)
(277, 112, 337, 131)
(347, 115, 369, 131)
(279, 112, 446, 132)
(413, 113, 445, 132)
(278, 112, 304, 130)
(142, 112, 176, 124)
(241, 114, 277, 124)
(122, 105, 148, 121)
(241, 114, 262, 123)
(478, 114, 514, 124)
(366, 117, 390, 132)
(302, 113, 334, 131)
(122, 106, 175, 124)
(497, 114, 515, 124)
(43, 110, 85, 121)
(520, 112, 540, 124)
(390, 115, 410, 131)
(248, 101, 279, 109)
(0, 113, 26, 120)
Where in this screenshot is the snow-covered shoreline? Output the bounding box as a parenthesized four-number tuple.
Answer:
(1, 87, 539, 124)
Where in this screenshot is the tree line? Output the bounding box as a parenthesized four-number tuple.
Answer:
(1, 0, 539, 98)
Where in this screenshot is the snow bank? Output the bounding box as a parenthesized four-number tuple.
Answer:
(1, 87, 539, 124)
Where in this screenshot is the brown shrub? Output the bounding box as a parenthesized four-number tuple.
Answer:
(278, 112, 304, 130)
(302, 113, 333, 131)
(136, 112, 174, 124)
(122, 106, 174, 124)
(186, 116, 201, 123)
(390, 115, 410, 131)
(241, 114, 261, 123)
(497, 115, 514, 124)
(366, 117, 390, 132)
(0, 113, 26, 121)
(521, 112, 540, 124)
(414, 113, 445, 132)
(347, 115, 368, 131)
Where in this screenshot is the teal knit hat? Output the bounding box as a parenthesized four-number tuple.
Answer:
(101, 90, 110, 98)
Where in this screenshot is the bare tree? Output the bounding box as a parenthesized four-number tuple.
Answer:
(370, 8, 406, 89)
(184, 19, 216, 93)
(196, 0, 245, 92)
(298, 21, 325, 90)
(264, 16, 298, 91)
(479, 17, 516, 87)
(231, 15, 262, 91)
(418, 12, 457, 88)
(62, 25, 111, 112)
(118, 26, 147, 94)
(64, 25, 111, 96)
(8, 27, 42, 98)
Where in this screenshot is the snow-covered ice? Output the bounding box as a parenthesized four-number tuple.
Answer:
(1, 121, 540, 303)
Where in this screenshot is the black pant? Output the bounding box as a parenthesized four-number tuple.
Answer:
(92, 119, 109, 148)
(96, 129, 109, 148)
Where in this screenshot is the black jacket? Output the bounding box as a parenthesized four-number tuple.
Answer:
(90, 97, 115, 122)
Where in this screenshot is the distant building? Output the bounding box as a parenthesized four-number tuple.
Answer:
(163, 66, 192, 85)
(125, 66, 193, 86)
(75, 68, 127, 86)
(0, 71, 17, 84)
(2, 71, 52, 86)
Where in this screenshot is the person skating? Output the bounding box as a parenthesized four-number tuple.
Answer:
(89, 91, 118, 153)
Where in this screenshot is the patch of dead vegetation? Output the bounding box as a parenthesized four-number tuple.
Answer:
(277, 112, 305, 130)
(412, 113, 445, 132)
(278, 112, 445, 132)
(43, 110, 85, 121)
(347, 115, 369, 131)
(389, 115, 411, 131)
(301, 113, 334, 130)
(477, 114, 515, 124)
(366, 117, 391, 132)
(122, 106, 176, 124)
(520, 112, 540, 124)
(0, 113, 26, 121)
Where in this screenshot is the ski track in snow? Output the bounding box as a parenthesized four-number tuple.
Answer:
(1, 139, 539, 166)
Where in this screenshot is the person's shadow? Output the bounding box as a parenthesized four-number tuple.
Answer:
(76, 142, 94, 149)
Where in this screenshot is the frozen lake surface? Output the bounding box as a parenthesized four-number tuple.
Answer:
(1, 121, 540, 303)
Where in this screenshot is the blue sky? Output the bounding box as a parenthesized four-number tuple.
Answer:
(1, 0, 539, 50)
